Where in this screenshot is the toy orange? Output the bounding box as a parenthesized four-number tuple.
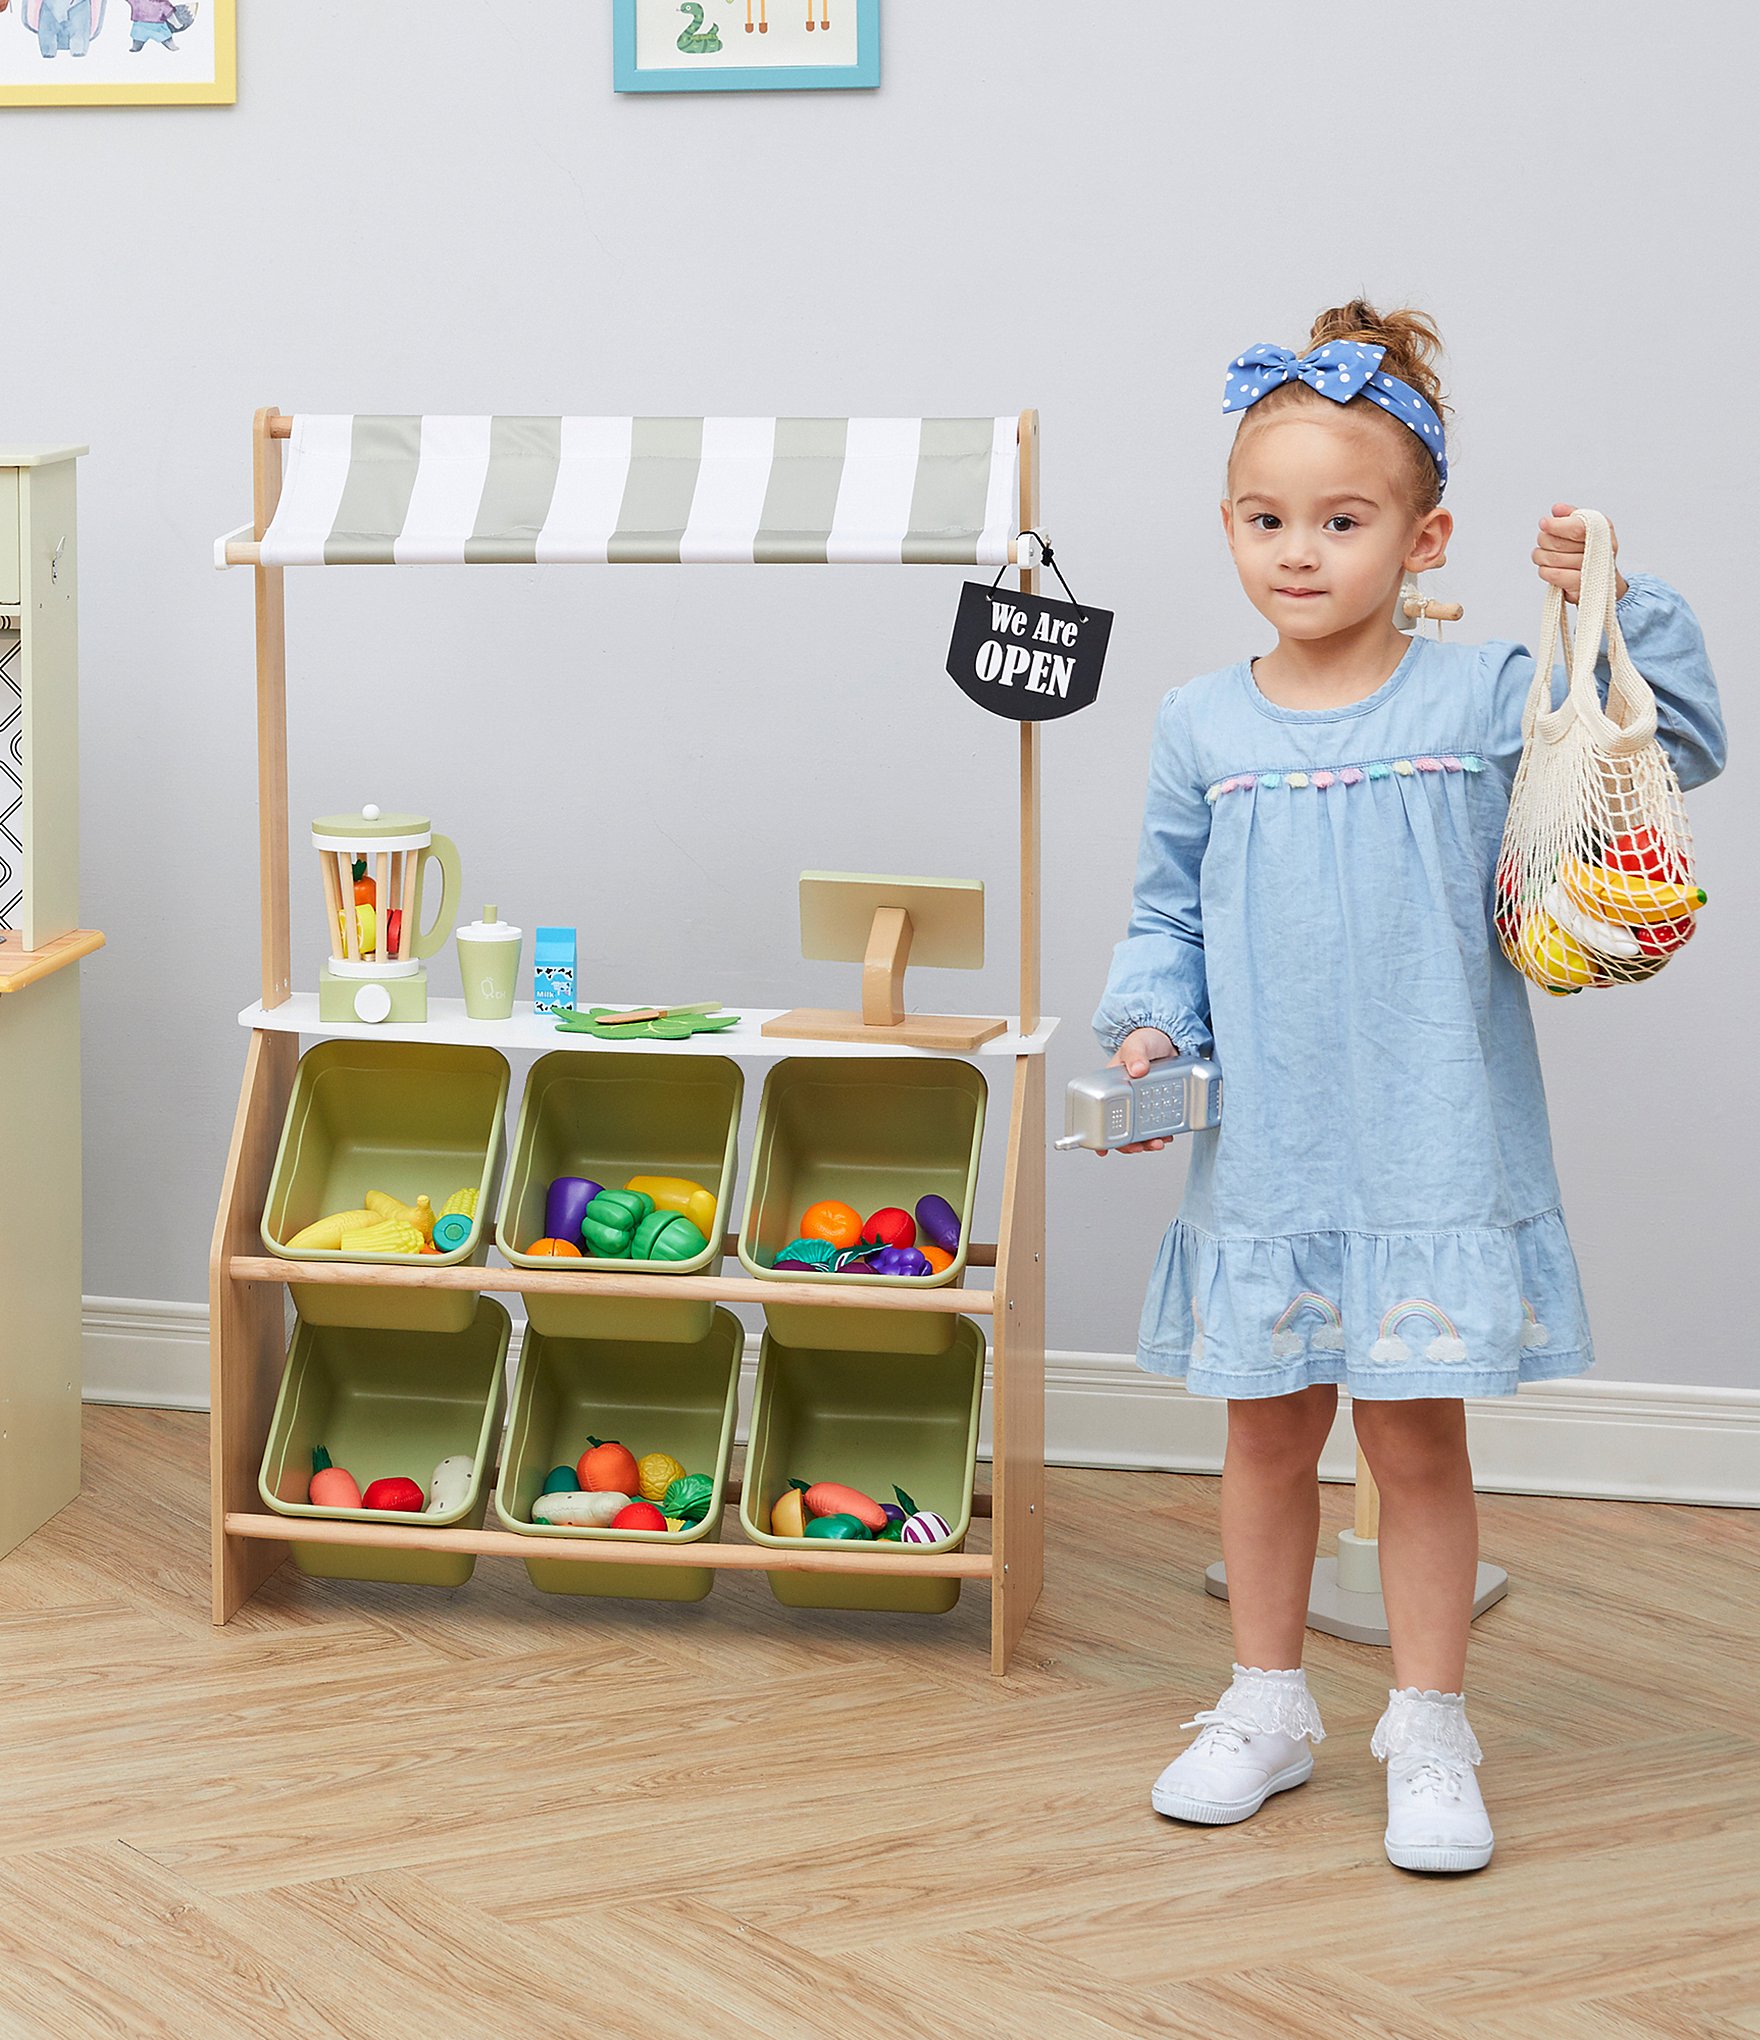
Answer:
(578, 1437, 641, 1494)
(799, 1199, 862, 1251)
(526, 1237, 583, 1258)
(920, 1242, 954, 1275)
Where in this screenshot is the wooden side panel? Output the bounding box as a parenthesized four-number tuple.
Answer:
(17, 458, 80, 952)
(209, 1028, 298, 1622)
(253, 410, 291, 1011)
(990, 1053, 1046, 1673)
(0, 965, 82, 1558)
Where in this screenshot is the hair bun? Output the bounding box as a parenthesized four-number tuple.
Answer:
(1308, 299, 1448, 418)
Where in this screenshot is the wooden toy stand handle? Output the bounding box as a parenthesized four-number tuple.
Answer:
(862, 906, 911, 1025)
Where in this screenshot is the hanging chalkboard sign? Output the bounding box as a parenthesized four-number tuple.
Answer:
(945, 539, 1111, 722)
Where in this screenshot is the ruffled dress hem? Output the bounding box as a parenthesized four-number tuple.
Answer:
(1136, 1210, 1595, 1401)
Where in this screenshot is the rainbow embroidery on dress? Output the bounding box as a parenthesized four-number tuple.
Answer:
(1206, 753, 1486, 804)
(1368, 1300, 1470, 1366)
(1269, 1292, 1347, 1360)
(1520, 1298, 1550, 1350)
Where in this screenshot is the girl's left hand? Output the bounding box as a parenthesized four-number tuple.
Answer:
(1533, 502, 1629, 604)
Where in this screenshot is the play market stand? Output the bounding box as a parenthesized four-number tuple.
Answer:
(211, 410, 1052, 1672)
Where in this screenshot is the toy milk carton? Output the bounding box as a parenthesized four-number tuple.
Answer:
(534, 926, 577, 1014)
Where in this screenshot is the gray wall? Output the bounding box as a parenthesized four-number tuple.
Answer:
(10, 2, 1748, 1387)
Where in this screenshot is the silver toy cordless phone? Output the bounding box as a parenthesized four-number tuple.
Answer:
(1055, 1053, 1224, 1151)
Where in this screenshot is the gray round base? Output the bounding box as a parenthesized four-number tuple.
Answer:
(1203, 1557, 1511, 1647)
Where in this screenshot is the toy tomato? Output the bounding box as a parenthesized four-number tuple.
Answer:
(799, 1200, 862, 1251)
(864, 1206, 916, 1251)
(385, 908, 403, 957)
(578, 1437, 641, 1493)
(362, 1476, 425, 1512)
(1606, 827, 1687, 880)
(610, 1501, 667, 1532)
(1633, 911, 1697, 957)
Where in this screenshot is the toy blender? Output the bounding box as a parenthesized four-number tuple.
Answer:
(314, 804, 460, 1025)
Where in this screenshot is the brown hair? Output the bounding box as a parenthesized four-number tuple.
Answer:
(1231, 299, 1450, 513)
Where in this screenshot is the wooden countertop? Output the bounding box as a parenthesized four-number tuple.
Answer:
(0, 928, 105, 996)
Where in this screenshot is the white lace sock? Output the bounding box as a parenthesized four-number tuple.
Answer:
(1370, 1687, 1482, 1766)
(1189, 1662, 1326, 1744)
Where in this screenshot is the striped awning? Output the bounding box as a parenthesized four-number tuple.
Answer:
(243, 415, 1021, 567)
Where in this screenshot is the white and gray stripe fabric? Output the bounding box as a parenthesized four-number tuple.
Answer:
(254, 415, 1020, 567)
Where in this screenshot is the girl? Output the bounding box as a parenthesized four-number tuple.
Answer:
(1092, 301, 1725, 1874)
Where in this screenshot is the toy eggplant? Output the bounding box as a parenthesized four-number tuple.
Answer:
(631, 1209, 709, 1262)
(532, 1489, 630, 1528)
(914, 1195, 961, 1255)
(544, 1176, 604, 1244)
(427, 1455, 474, 1514)
(625, 1174, 718, 1237)
(579, 1189, 655, 1258)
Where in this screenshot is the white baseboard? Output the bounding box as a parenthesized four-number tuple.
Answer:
(82, 1301, 1760, 1509)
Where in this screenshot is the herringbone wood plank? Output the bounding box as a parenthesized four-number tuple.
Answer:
(0, 1407, 1753, 2038)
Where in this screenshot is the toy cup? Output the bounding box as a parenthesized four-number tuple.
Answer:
(457, 906, 522, 1021)
(315, 804, 461, 1026)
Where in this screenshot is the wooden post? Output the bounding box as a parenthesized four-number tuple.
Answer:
(252, 408, 291, 1010)
(859, 906, 911, 1025)
(1016, 409, 1041, 1036)
(991, 1052, 1046, 1673)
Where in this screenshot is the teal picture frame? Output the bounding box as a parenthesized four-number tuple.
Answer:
(614, 0, 879, 93)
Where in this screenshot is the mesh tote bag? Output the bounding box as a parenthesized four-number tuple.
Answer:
(1494, 509, 1707, 995)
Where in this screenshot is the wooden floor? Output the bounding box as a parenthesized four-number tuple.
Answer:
(0, 1408, 1755, 2038)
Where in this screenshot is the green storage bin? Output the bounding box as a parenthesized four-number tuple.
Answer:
(738, 1057, 986, 1354)
(258, 1299, 511, 1588)
(497, 1052, 742, 1343)
(494, 1308, 742, 1601)
(739, 1316, 985, 1614)
(262, 1040, 508, 1334)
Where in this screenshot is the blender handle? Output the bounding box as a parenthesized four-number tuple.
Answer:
(410, 834, 462, 961)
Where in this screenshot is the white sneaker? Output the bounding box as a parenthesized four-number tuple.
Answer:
(1151, 1664, 1322, 1826)
(1374, 1688, 1494, 1873)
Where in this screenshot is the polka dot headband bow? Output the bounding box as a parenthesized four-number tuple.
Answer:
(1222, 340, 1448, 489)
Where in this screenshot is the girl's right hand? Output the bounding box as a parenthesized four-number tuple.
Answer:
(1096, 1027, 1177, 1155)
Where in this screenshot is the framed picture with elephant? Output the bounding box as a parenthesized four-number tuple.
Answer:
(0, 0, 233, 104)
(614, 0, 879, 93)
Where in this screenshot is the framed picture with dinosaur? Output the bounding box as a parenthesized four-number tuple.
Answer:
(614, 0, 879, 93)
(0, 0, 234, 105)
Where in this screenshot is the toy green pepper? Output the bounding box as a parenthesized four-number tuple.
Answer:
(578, 1188, 654, 1258)
(633, 1209, 709, 1262)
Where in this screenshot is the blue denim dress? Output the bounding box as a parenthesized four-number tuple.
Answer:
(1092, 575, 1726, 1401)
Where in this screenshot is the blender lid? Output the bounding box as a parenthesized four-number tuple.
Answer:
(312, 802, 431, 841)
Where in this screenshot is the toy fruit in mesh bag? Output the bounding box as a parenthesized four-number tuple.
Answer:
(1494, 509, 1707, 995)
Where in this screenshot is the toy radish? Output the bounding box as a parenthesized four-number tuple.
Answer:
(308, 1446, 362, 1510)
(901, 1509, 952, 1545)
(532, 1490, 629, 1528)
(578, 1437, 640, 1493)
